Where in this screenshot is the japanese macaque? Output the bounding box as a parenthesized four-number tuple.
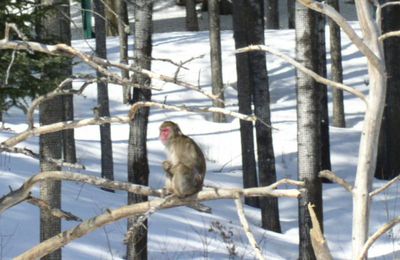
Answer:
(159, 121, 206, 198)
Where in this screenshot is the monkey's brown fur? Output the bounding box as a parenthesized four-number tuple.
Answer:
(159, 121, 206, 198)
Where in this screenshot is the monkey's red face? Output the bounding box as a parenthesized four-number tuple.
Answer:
(159, 127, 171, 145)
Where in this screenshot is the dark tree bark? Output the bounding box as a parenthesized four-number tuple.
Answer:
(186, 0, 199, 31)
(233, 2, 282, 232)
(249, 0, 281, 232)
(232, 0, 259, 208)
(208, 0, 226, 123)
(287, 0, 295, 29)
(126, 1, 153, 259)
(265, 0, 279, 29)
(201, 0, 232, 14)
(37, 1, 71, 259)
(117, 0, 130, 104)
(327, 0, 345, 128)
(94, 0, 114, 182)
(375, 2, 400, 180)
(315, 4, 331, 173)
(295, 2, 323, 259)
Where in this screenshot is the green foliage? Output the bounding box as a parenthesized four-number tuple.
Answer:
(0, 0, 70, 115)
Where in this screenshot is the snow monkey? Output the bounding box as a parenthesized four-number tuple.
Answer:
(159, 121, 206, 198)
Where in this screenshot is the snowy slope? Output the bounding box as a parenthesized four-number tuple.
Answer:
(0, 23, 398, 260)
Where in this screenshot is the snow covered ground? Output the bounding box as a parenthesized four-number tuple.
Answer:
(0, 7, 399, 260)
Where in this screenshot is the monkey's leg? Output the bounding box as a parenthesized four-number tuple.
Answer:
(171, 164, 200, 198)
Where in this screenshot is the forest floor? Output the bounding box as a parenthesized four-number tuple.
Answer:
(70, 0, 358, 39)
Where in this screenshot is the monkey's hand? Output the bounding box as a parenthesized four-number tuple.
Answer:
(162, 160, 172, 170)
(162, 160, 173, 176)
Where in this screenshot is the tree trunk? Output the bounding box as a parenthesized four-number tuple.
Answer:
(37, 1, 71, 259)
(249, 0, 281, 232)
(316, 4, 331, 173)
(105, 0, 119, 36)
(208, 0, 226, 123)
(327, 0, 346, 128)
(232, 0, 259, 208)
(287, 0, 295, 29)
(186, 0, 199, 31)
(375, 2, 400, 180)
(352, 1, 386, 258)
(39, 112, 62, 260)
(117, 0, 130, 104)
(265, 0, 279, 29)
(94, 0, 114, 182)
(126, 1, 153, 259)
(295, 2, 323, 259)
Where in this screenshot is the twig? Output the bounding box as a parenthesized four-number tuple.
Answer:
(27, 196, 81, 222)
(236, 45, 368, 105)
(234, 194, 265, 260)
(357, 216, 400, 260)
(369, 175, 400, 197)
(308, 203, 333, 260)
(379, 31, 400, 41)
(129, 101, 272, 128)
(0, 145, 85, 170)
(319, 170, 353, 193)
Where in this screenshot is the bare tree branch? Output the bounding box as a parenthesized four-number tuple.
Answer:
(14, 183, 301, 259)
(0, 171, 163, 214)
(234, 195, 265, 260)
(27, 196, 81, 222)
(0, 24, 222, 103)
(129, 101, 262, 126)
(358, 216, 400, 260)
(379, 31, 400, 41)
(0, 145, 85, 170)
(296, 0, 383, 72)
(236, 45, 368, 105)
(369, 175, 400, 197)
(319, 170, 353, 193)
(308, 203, 333, 260)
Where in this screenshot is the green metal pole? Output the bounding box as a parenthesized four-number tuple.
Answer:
(81, 0, 94, 38)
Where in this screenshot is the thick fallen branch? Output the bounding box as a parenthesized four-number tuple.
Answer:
(308, 203, 333, 260)
(319, 170, 353, 193)
(357, 216, 400, 260)
(235, 45, 367, 105)
(234, 195, 265, 260)
(14, 184, 301, 260)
